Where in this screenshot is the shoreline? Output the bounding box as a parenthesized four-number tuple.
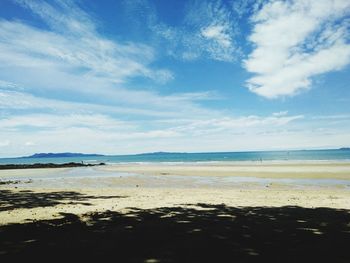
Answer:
(106, 159, 350, 164)
(1, 161, 350, 181)
(0, 162, 106, 170)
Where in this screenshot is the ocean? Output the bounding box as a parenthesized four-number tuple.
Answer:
(0, 149, 350, 165)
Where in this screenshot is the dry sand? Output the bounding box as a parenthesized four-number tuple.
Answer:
(1, 161, 350, 225)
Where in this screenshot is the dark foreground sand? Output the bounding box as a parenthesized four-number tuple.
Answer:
(1, 162, 350, 262)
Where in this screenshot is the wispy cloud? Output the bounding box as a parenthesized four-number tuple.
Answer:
(0, 88, 219, 118)
(311, 114, 350, 120)
(201, 25, 232, 48)
(0, 110, 308, 156)
(0, 0, 173, 86)
(273, 111, 288, 117)
(0, 113, 135, 131)
(169, 114, 304, 136)
(149, 0, 239, 62)
(0, 140, 10, 147)
(0, 0, 219, 118)
(231, 0, 265, 18)
(244, 0, 350, 98)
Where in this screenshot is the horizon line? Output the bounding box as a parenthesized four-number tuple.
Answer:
(1, 147, 349, 159)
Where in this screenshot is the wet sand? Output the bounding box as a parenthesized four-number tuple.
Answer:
(102, 161, 350, 179)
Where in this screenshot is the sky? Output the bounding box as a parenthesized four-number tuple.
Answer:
(0, 0, 350, 157)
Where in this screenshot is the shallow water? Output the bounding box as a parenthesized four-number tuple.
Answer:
(2, 166, 350, 190)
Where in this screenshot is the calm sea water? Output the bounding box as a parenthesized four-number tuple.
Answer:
(0, 149, 350, 165)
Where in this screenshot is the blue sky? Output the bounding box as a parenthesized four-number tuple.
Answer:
(0, 0, 350, 157)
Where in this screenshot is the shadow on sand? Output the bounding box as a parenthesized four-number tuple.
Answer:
(0, 189, 127, 211)
(0, 190, 350, 262)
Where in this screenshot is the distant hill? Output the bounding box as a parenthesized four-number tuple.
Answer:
(339, 148, 350, 151)
(21, 152, 104, 158)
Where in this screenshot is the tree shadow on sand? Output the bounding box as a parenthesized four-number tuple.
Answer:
(0, 201, 350, 262)
(0, 189, 127, 211)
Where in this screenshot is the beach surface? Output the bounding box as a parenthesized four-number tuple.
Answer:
(1, 161, 350, 225)
(1, 161, 350, 262)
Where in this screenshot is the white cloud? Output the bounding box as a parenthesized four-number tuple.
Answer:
(273, 111, 288, 117)
(201, 25, 232, 48)
(0, 88, 219, 119)
(0, 0, 223, 122)
(311, 114, 350, 120)
(244, 0, 350, 98)
(0, 140, 10, 147)
(231, 0, 265, 18)
(150, 0, 239, 62)
(25, 141, 35, 146)
(0, 80, 19, 89)
(0, 0, 172, 86)
(170, 114, 304, 136)
(0, 114, 135, 131)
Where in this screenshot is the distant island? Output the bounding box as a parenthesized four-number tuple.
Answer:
(339, 147, 350, 151)
(21, 152, 104, 158)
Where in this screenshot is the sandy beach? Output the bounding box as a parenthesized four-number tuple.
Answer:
(1, 161, 350, 261)
(1, 161, 350, 225)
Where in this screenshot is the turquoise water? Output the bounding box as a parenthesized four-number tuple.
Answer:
(0, 149, 350, 164)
